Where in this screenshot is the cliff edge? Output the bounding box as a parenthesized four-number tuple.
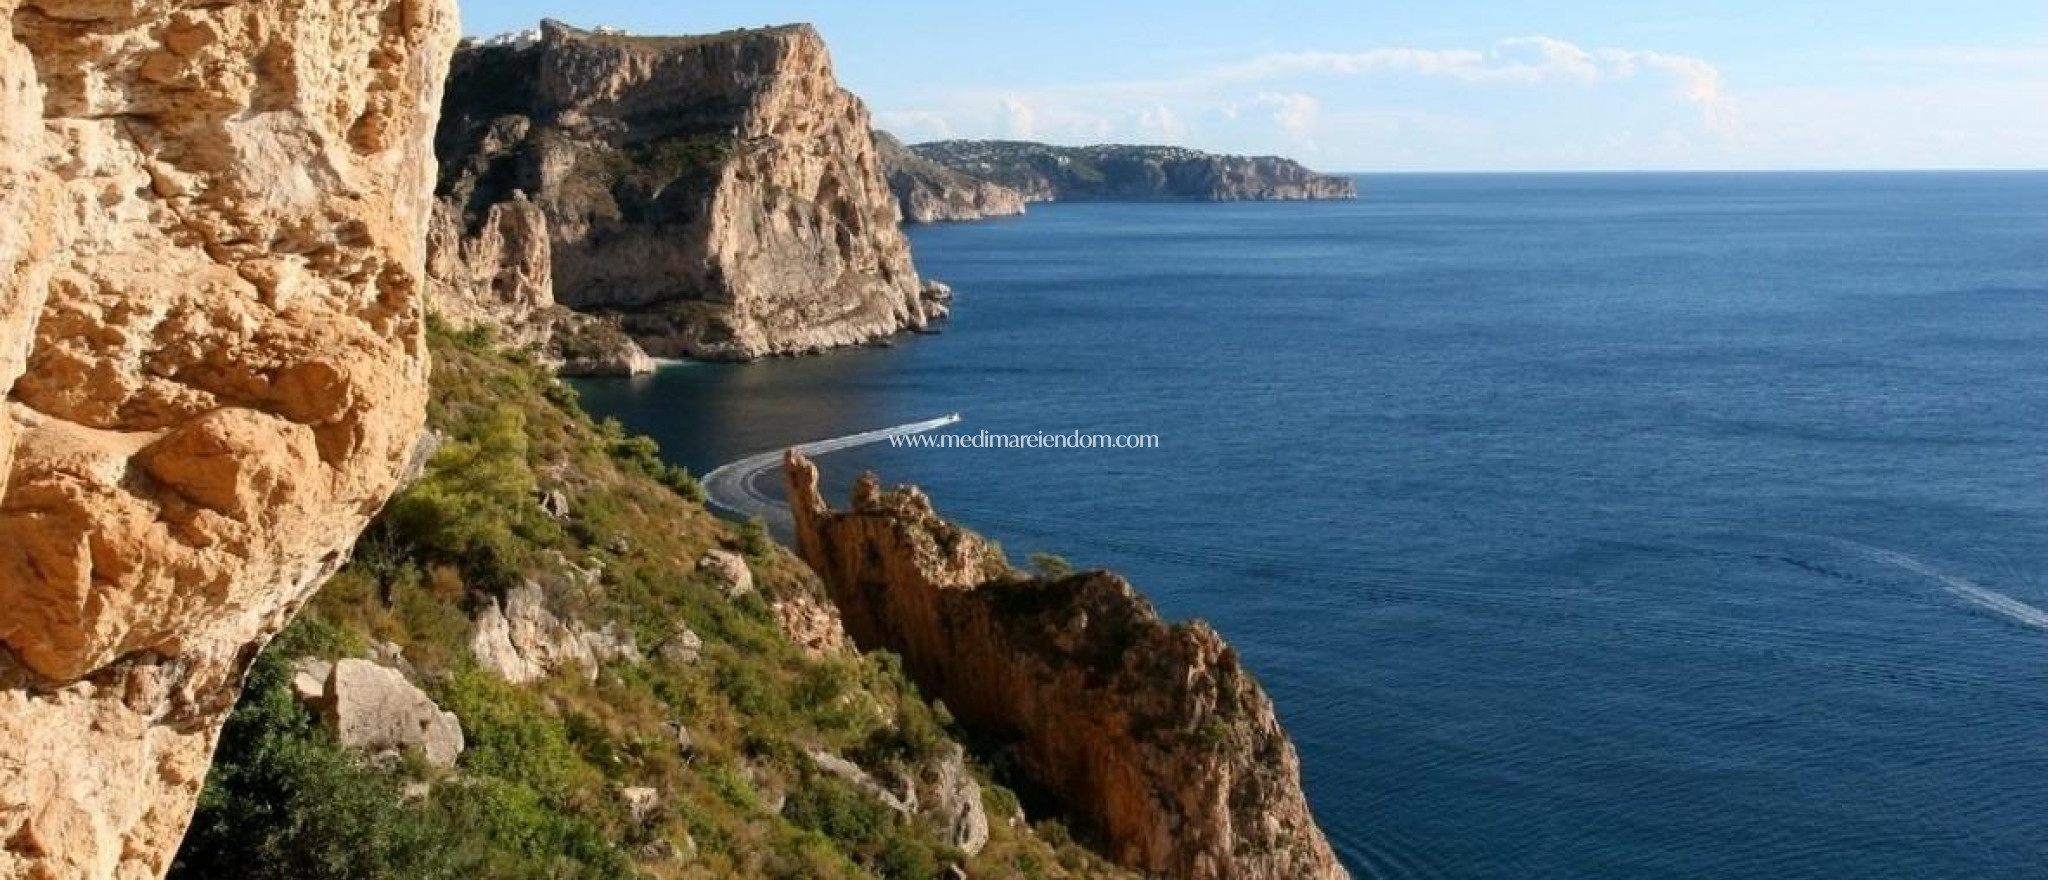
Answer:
(0, 0, 457, 877)
(786, 452, 1350, 880)
(434, 21, 943, 361)
(910, 140, 1358, 203)
(875, 131, 1029, 224)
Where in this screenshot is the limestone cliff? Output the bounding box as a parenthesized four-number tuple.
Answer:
(435, 21, 943, 361)
(785, 452, 1350, 880)
(424, 194, 655, 377)
(912, 140, 1358, 203)
(874, 131, 1028, 224)
(0, 0, 457, 876)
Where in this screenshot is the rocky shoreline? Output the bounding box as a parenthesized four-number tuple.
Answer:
(901, 139, 1358, 208)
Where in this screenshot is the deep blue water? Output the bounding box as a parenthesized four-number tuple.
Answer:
(576, 173, 2048, 879)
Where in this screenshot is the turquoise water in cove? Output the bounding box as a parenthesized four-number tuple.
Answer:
(576, 172, 2048, 879)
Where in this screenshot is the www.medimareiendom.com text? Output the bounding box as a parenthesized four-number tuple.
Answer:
(890, 431, 1160, 449)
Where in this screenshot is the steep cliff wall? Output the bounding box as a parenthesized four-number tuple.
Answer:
(875, 131, 1028, 224)
(435, 21, 942, 361)
(423, 194, 654, 376)
(0, 1, 456, 876)
(912, 140, 1358, 203)
(786, 452, 1350, 880)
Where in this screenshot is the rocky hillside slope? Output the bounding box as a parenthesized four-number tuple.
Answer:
(874, 132, 1028, 224)
(786, 453, 1351, 880)
(910, 140, 1358, 203)
(169, 330, 1134, 880)
(433, 21, 947, 361)
(0, 1, 458, 876)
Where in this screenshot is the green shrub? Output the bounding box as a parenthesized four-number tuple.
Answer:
(1029, 552, 1075, 578)
(783, 775, 892, 849)
(172, 638, 449, 880)
(876, 836, 940, 880)
(376, 405, 552, 584)
(439, 668, 583, 796)
(739, 515, 776, 558)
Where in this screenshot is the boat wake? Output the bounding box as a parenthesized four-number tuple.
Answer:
(1827, 538, 2048, 632)
(701, 414, 963, 530)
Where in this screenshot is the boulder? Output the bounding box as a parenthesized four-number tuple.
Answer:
(805, 748, 915, 816)
(471, 575, 641, 684)
(536, 488, 572, 519)
(921, 745, 991, 856)
(291, 659, 334, 705)
(620, 786, 661, 826)
(699, 550, 755, 598)
(310, 659, 464, 769)
(657, 625, 704, 666)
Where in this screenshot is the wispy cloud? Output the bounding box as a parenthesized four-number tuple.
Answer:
(1000, 97, 1039, 139)
(1210, 36, 1734, 130)
(1252, 92, 1321, 138)
(882, 35, 1737, 148)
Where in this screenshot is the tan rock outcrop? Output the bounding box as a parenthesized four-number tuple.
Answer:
(0, 1, 457, 876)
(698, 549, 755, 598)
(434, 21, 932, 361)
(470, 571, 643, 685)
(426, 194, 556, 347)
(423, 187, 655, 376)
(298, 658, 465, 770)
(785, 452, 1349, 880)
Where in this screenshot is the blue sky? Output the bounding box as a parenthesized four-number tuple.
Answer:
(465, 2, 2048, 171)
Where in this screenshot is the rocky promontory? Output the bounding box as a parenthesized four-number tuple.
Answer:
(786, 452, 1351, 880)
(875, 131, 1029, 224)
(909, 139, 1358, 203)
(433, 21, 941, 362)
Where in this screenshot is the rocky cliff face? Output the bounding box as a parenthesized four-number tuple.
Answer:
(785, 453, 1350, 880)
(0, 0, 456, 876)
(874, 131, 1028, 224)
(434, 21, 942, 361)
(424, 168, 654, 376)
(912, 140, 1358, 203)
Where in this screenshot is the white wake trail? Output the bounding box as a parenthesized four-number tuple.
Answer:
(1830, 539, 2048, 632)
(701, 415, 962, 530)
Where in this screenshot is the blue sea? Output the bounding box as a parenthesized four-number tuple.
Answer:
(576, 172, 2048, 879)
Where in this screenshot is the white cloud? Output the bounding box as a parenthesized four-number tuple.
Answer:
(1135, 104, 1188, 139)
(877, 34, 2043, 169)
(1596, 48, 1737, 132)
(1001, 98, 1038, 139)
(1210, 36, 1734, 130)
(1254, 92, 1321, 137)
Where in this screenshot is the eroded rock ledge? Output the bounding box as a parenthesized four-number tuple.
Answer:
(433, 20, 934, 362)
(785, 452, 1350, 880)
(0, 0, 457, 876)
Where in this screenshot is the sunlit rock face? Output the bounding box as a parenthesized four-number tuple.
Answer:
(0, 1, 457, 876)
(435, 21, 931, 362)
(785, 452, 1351, 880)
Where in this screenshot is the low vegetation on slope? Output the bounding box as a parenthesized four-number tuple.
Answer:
(170, 327, 1129, 880)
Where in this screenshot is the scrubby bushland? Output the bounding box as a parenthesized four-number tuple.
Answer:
(171, 330, 1127, 880)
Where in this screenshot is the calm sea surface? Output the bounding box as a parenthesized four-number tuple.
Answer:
(577, 173, 2048, 879)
